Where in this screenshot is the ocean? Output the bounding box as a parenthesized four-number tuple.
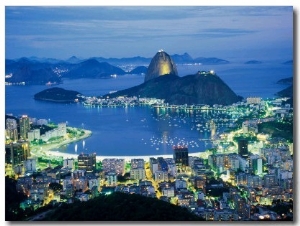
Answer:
(5, 62, 292, 156)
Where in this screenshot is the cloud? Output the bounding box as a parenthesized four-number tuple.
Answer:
(5, 6, 293, 59)
(200, 28, 256, 37)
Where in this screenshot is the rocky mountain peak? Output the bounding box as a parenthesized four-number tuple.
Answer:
(144, 50, 178, 82)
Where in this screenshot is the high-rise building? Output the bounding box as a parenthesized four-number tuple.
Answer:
(210, 120, 216, 138)
(102, 158, 125, 175)
(130, 168, 145, 180)
(130, 158, 145, 180)
(6, 117, 17, 130)
(77, 153, 96, 173)
(5, 141, 30, 169)
(27, 129, 41, 142)
(238, 139, 248, 158)
(19, 115, 30, 140)
(106, 172, 117, 187)
(173, 146, 189, 169)
(64, 158, 75, 170)
(24, 158, 37, 172)
(131, 159, 145, 169)
(5, 118, 18, 141)
(251, 157, 263, 175)
(57, 122, 67, 136)
(154, 170, 168, 182)
(149, 157, 158, 174)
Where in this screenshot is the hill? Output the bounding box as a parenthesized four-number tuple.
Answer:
(63, 59, 126, 79)
(105, 71, 242, 106)
(129, 66, 148, 74)
(275, 85, 293, 107)
(193, 57, 229, 64)
(43, 192, 204, 221)
(276, 77, 293, 85)
(5, 58, 61, 85)
(276, 85, 293, 98)
(282, 60, 293, 65)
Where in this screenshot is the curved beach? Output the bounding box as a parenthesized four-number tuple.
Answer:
(30, 127, 92, 159)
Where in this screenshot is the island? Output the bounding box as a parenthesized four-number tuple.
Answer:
(244, 60, 262, 64)
(34, 87, 83, 103)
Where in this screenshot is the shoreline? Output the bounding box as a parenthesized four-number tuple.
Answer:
(30, 128, 211, 162)
(30, 127, 92, 159)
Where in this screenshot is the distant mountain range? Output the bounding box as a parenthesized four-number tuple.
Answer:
(244, 60, 262, 64)
(67, 52, 230, 65)
(5, 53, 293, 85)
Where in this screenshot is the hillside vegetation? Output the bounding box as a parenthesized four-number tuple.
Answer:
(43, 192, 204, 221)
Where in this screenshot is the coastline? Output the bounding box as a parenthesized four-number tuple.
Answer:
(30, 127, 92, 159)
(30, 128, 210, 162)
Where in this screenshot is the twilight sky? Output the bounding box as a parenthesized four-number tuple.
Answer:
(5, 6, 293, 62)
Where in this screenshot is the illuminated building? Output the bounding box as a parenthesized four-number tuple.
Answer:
(238, 139, 248, 159)
(175, 179, 187, 190)
(210, 120, 216, 138)
(72, 169, 85, 179)
(5, 141, 30, 174)
(63, 158, 75, 170)
(251, 157, 263, 175)
(149, 157, 158, 174)
(24, 158, 37, 172)
(246, 97, 261, 104)
(73, 177, 88, 192)
(154, 170, 168, 182)
(233, 194, 250, 219)
(106, 172, 117, 187)
(173, 146, 189, 169)
(77, 153, 96, 173)
(102, 158, 125, 175)
(130, 168, 145, 180)
(194, 176, 206, 190)
(162, 186, 175, 197)
(208, 154, 224, 173)
(19, 115, 30, 139)
(131, 158, 145, 169)
(157, 157, 168, 172)
(5, 117, 18, 141)
(27, 129, 40, 142)
(57, 122, 67, 136)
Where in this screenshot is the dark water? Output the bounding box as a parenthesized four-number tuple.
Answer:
(5, 63, 293, 156)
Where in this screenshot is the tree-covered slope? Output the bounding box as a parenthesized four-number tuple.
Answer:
(43, 192, 204, 221)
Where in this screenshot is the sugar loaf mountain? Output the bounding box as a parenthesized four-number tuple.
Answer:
(105, 50, 242, 106)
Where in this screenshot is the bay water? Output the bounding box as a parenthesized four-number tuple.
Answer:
(5, 62, 293, 156)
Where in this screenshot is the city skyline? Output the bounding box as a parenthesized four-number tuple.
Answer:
(5, 5, 293, 61)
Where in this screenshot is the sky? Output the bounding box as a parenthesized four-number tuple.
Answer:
(5, 5, 294, 62)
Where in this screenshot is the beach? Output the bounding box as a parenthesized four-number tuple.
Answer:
(30, 127, 92, 160)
